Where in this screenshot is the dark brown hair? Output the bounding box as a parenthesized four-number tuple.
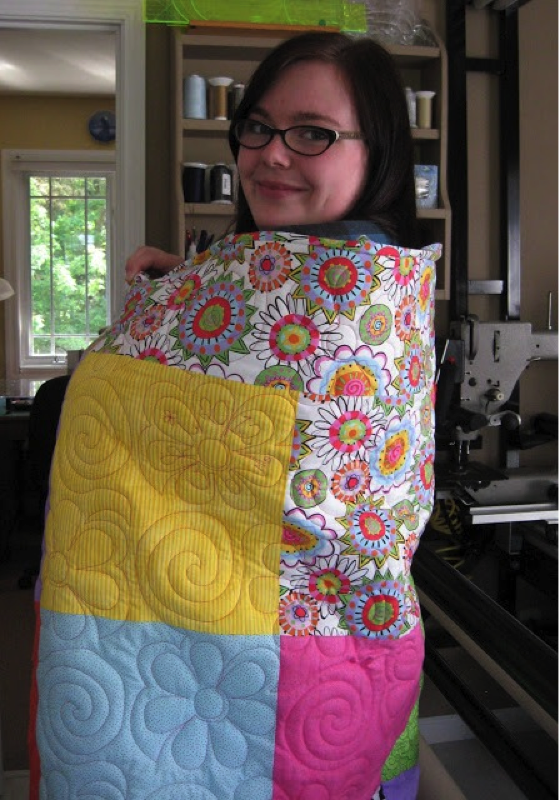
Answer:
(228, 31, 419, 245)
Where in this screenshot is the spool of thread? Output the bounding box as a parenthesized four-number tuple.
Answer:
(208, 77, 234, 120)
(227, 83, 245, 119)
(232, 83, 245, 113)
(405, 87, 417, 128)
(183, 74, 206, 119)
(416, 90, 436, 129)
(210, 163, 233, 203)
(182, 162, 207, 202)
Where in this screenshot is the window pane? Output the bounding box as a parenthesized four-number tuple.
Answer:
(28, 173, 110, 359)
(87, 198, 108, 332)
(86, 177, 107, 198)
(87, 198, 107, 248)
(30, 197, 52, 341)
(53, 336, 89, 352)
(51, 177, 86, 197)
(32, 337, 57, 356)
(29, 177, 50, 196)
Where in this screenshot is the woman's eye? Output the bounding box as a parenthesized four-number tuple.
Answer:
(298, 127, 330, 141)
(246, 120, 268, 135)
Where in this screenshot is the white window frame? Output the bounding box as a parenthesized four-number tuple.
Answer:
(0, 0, 145, 376)
(0, 1, 145, 272)
(2, 149, 116, 378)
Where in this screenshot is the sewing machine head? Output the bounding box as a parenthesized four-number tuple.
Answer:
(435, 316, 558, 483)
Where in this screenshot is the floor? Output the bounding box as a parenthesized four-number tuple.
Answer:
(419, 675, 533, 800)
(0, 514, 553, 799)
(0, 519, 38, 780)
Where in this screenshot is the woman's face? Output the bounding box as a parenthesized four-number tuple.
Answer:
(237, 60, 369, 229)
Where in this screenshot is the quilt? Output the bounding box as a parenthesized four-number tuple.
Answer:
(30, 230, 440, 800)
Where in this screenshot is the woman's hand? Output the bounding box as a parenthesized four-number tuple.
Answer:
(125, 246, 183, 281)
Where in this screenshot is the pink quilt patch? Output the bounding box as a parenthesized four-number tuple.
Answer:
(273, 624, 424, 800)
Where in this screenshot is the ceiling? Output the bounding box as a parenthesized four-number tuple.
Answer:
(0, 28, 115, 95)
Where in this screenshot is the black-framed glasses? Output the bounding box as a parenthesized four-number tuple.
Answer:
(233, 119, 365, 157)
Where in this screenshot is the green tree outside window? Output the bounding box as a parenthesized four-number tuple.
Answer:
(29, 175, 109, 357)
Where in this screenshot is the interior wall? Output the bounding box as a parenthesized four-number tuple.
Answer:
(517, 0, 557, 468)
(145, 24, 172, 251)
(466, 8, 501, 323)
(0, 95, 116, 376)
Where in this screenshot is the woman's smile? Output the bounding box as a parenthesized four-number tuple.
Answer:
(255, 178, 306, 198)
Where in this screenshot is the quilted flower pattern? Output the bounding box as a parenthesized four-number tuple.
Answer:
(121, 281, 154, 323)
(374, 245, 418, 304)
(307, 344, 391, 399)
(413, 440, 436, 508)
(175, 274, 256, 367)
(395, 339, 426, 399)
(341, 501, 405, 568)
(42, 494, 129, 618)
(394, 295, 416, 341)
(248, 240, 292, 291)
(252, 294, 342, 375)
(134, 636, 278, 772)
(369, 416, 417, 490)
(417, 261, 435, 322)
(290, 245, 376, 322)
(360, 302, 393, 346)
(290, 468, 328, 508)
(165, 271, 202, 309)
(343, 578, 407, 638)
(208, 231, 253, 267)
(130, 304, 167, 340)
(290, 554, 368, 616)
(127, 330, 185, 366)
(331, 459, 371, 503)
(140, 372, 296, 512)
(312, 395, 384, 471)
(278, 591, 319, 634)
(281, 507, 337, 567)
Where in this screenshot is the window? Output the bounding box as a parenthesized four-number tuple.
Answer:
(2, 150, 116, 378)
(29, 174, 110, 358)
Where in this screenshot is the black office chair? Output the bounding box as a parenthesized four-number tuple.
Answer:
(18, 375, 70, 588)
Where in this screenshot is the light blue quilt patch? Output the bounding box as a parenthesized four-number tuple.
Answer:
(37, 610, 280, 800)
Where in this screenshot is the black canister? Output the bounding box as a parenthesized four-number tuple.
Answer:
(182, 162, 206, 202)
(228, 82, 245, 118)
(210, 163, 233, 203)
(232, 83, 245, 111)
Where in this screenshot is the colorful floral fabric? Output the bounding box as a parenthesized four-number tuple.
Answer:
(33, 230, 440, 800)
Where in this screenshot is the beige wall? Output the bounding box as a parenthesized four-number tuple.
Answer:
(0, 94, 115, 376)
(517, 0, 557, 469)
(0, 95, 116, 151)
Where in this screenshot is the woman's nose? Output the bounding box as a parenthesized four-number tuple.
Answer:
(260, 133, 292, 166)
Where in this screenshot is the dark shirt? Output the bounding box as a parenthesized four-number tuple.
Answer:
(282, 220, 394, 244)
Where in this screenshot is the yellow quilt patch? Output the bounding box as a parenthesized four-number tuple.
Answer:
(41, 353, 298, 634)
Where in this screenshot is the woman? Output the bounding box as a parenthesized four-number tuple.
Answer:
(126, 31, 419, 280)
(31, 32, 440, 800)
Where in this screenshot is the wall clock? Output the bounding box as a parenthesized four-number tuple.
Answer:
(88, 110, 116, 143)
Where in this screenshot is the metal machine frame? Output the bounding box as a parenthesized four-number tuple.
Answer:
(447, 0, 525, 322)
